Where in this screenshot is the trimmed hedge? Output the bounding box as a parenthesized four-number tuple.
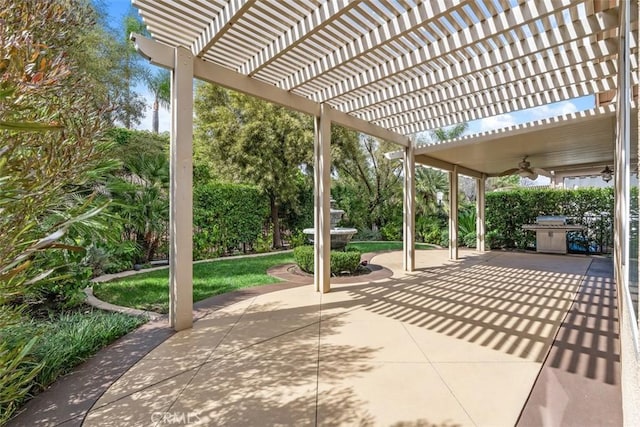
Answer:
(486, 188, 613, 252)
(193, 183, 269, 259)
(293, 246, 362, 275)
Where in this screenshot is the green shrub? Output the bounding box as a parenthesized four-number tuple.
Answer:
(287, 231, 308, 248)
(293, 246, 314, 273)
(463, 232, 477, 248)
(293, 245, 362, 275)
(380, 221, 402, 241)
(417, 216, 447, 245)
(331, 250, 362, 274)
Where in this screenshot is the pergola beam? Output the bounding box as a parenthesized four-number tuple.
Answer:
(336, 28, 621, 120)
(278, 0, 468, 91)
(239, 0, 355, 76)
(363, 57, 627, 131)
(414, 154, 483, 179)
(449, 166, 459, 260)
(168, 46, 194, 331)
(191, 0, 256, 57)
(314, 104, 332, 293)
(403, 141, 415, 272)
(314, 3, 612, 103)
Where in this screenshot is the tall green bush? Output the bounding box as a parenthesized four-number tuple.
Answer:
(485, 188, 613, 252)
(193, 183, 269, 259)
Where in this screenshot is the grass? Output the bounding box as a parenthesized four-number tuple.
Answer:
(0, 309, 144, 423)
(94, 242, 434, 314)
(94, 252, 295, 314)
(347, 241, 435, 253)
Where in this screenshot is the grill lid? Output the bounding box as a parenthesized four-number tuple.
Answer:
(536, 215, 567, 225)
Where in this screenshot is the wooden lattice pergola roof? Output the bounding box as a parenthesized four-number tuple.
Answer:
(132, 0, 637, 176)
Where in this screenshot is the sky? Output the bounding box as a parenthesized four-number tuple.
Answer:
(101, 1, 594, 139)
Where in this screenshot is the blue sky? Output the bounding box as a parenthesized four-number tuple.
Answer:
(100, 2, 595, 138)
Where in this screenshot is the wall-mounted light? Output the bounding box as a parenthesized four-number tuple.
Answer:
(436, 191, 444, 206)
(601, 165, 613, 183)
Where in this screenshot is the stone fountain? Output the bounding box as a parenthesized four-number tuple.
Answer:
(303, 200, 357, 250)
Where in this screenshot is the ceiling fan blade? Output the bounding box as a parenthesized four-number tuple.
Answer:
(497, 168, 518, 177)
(518, 168, 537, 179)
(532, 167, 551, 177)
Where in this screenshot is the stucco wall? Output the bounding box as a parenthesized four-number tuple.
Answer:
(620, 307, 640, 426)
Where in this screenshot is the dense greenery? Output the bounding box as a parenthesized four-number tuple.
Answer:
(486, 188, 614, 252)
(194, 84, 315, 248)
(93, 253, 295, 313)
(193, 183, 269, 259)
(332, 135, 403, 236)
(0, 1, 152, 422)
(0, 310, 144, 423)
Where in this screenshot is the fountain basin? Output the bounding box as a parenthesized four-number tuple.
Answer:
(303, 227, 358, 250)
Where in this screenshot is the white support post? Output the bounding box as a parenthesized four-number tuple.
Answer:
(476, 175, 486, 252)
(403, 139, 415, 272)
(314, 104, 331, 293)
(169, 46, 194, 331)
(449, 166, 459, 260)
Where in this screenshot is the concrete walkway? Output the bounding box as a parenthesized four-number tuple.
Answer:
(79, 250, 613, 426)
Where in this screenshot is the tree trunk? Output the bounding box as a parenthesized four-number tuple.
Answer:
(270, 196, 282, 248)
(152, 99, 159, 133)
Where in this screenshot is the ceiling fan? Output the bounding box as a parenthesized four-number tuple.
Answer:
(497, 156, 551, 180)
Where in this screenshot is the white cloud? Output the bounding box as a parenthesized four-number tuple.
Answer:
(527, 100, 578, 120)
(472, 113, 517, 133)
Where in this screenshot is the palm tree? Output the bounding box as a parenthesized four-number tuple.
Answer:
(415, 166, 448, 216)
(145, 69, 170, 133)
(431, 122, 468, 142)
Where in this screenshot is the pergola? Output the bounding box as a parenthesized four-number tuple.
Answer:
(130, 1, 639, 423)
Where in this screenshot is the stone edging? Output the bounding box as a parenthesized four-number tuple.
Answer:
(83, 287, 163, 320)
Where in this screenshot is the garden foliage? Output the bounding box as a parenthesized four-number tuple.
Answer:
(485, 188, 613, 251)
(193, 183, 269, 259)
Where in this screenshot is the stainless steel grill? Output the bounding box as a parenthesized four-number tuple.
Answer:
(522, 216, 584, 254)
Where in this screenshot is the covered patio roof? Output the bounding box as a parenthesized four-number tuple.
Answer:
(387, 104, 638, 177)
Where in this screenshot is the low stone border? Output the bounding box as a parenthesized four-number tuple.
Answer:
(83, 287, 163, 320)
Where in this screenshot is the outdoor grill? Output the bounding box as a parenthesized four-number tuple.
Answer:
(522, 215, 584, 254)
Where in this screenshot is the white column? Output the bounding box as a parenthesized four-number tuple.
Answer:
(614, 0, 631, 295)
(314, 104, 331, 293)
(476, 175, 486, 252)
(449, 166, 459, 260)
(169, 46, 194, 331)
(403, 139, 415, 272)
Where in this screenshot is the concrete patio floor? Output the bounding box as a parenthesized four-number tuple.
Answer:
(8, 249, 621, 426)
(73, 249, 620, 427)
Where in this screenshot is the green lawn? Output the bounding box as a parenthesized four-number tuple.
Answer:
(347, 241, 434, 253)
(93, 252, 295, 314)
(93, 242, 433, 314)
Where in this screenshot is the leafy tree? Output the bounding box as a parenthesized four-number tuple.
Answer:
(69, 2, 146, 128)
(333, 135, 403, 232)
(194, 84, 314, 248)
